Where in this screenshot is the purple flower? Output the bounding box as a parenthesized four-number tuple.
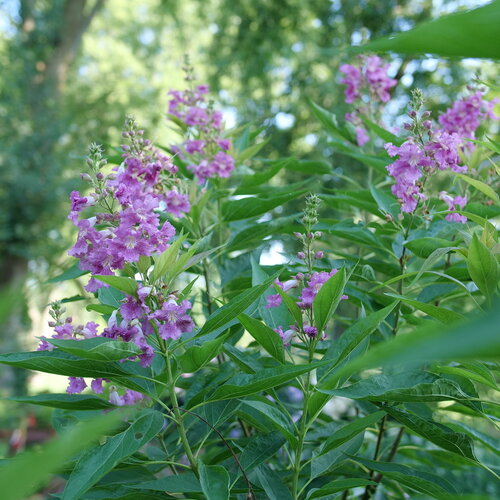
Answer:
(355, 127, 370, 146)
(363, 56, 397, 103)
(440, 192, 468, 223)
(120, 296, 146, 322)
(165, 190, 191, 217)
(339, 64, 362, 104)
(303, 325, 318, 338)
(91, 378, 105, 394)
(151, 299, 194, 340)
(265, 294, 282, 309)
(438, 91, 498, 143)
(67, 377, 87, 394)
(298, 270, 339, 308)
(385, 141, 431, 213)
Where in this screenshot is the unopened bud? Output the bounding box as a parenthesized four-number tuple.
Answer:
(422, 120, 432, 130)
(297, 252, 306, 259)
(315, 251, 324, 259)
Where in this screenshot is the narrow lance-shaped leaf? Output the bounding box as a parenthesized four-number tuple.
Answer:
(0, 411, 121, 500)
(313, 267, 346, 333)
(196, 273, 279, 338)
(199, 462, 230, 500)
(180, 333, 228, 373)
(8, 394, 115, 411)
(48, 337, 142, 362)
(93, 275, 138, 296)
(349, 456, 456, 497)
(61, 409, 165, 500)
(238, 313, 285, 364)
(207, 360, 330, 402)
(467, 233, 499, 304)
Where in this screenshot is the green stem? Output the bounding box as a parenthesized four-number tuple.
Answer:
(292, 349, 314, 499)
(163, 343, 198, 475)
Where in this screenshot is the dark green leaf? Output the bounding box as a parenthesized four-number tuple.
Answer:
(307, 478, 377, 499)
(238, 313, 285, 363)
(405, 237, 456, 259)
(180, 334, 228, 373)
(222, 190, 306, 221)
(0, 412, 121, 500)
(383, 406, 476, 460)
(239, 431, 285, 472)
(208, 361, 327, 402)
(355, 1, 500, 59)
(128, 473, 201, 493)
(316, 411, 385, 457)
(8, 394, 115, 410)
(199, 463, 230, 500)
(48, 337, 142, 362)
(93, 275, 137, 296)
(61, 409, 165, 500)
(196, 274, 278, 338)
(467, 233, 499, 303)
(349, 456, 455, 497)
(313, 267, 346, 333)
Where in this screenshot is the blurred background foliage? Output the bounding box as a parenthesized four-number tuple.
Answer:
(0, 0, 497, 396)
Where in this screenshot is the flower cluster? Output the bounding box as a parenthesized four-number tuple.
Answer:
(340, 56, 397, 146)
(168, 63, 235, 183)
(385, 89, 496, 218)
(39, 286, 194, 402)
(69, 119, 191, 292)
(438, 91, 498, 143)
(266, 195, 347, 344)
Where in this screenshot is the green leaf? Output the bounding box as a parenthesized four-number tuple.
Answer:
(310, 434, 364, 479)
(222, 190, 306, 221)
(196, 274, 278, 338)
(239, 398, 297, 446)
(61, 409, 165, 500)
(355, 1, 500, 59)
(8, 394, 115, 410)
(405, 237, 456, 259)
(238, 313, 285, 363)
(383, 405, 476, 460)
(286, 159, 332, 175)
(385, 293, 465, 323)
(309, 302, 398, 416)
(0, 350, 129, 379)
(457, 173, 500, 203)
(239, 431, 285, 472)
(128, 473, 201, 493)
(369, 185, 399, 218)
(275, 285, 303, 329)
(254, 465, 293, 500)
(307, 479, 377, 499)
(151, 233, 187, 282)
(349, 456, 455, 497)
(48, 337, 142, 362)
(180, 334, 228, 373)
(467, 233, 499, 303)
(237, 158, 288, 189)
(321, 371, 481, 411)
(316, 411, 385, 457)
(47, 262, 88, 283)
(359, 115, 402, 144)
(313, 267, 346, 333)
(0, 411, 121, 500)
(199, 463, 230, 500)
(93, 275, 138, 296)
(307, 99, 351, 142)
(208, 361, 327, 402)
(235, 138, 270, 163)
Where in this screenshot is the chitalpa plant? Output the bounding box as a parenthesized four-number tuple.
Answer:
(1, 53, 499, 500)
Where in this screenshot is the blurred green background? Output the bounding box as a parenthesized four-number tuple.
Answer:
(0, 0, 497, 456)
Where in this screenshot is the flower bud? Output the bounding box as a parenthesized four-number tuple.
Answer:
(422, 120, 432, 130)
(315, 251, 324, 259)
(297, 252, 306, 259)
